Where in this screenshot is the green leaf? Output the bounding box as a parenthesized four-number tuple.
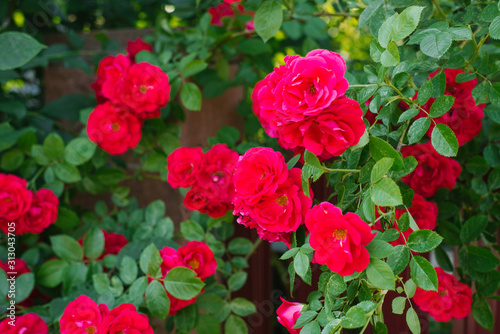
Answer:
(280, 248, 300, 260)
(473, 295, 494, 331)
(387, 245, 410, 275)
(54, 161, 82, 183)
(378, 13, 398, 48)
(369, 136, 405, 171)
(405, 279, 417, 298)
(164, 267, 204, 300)
(228, 271, 247, 291)
(429, 95, 455, 118)
(431, 123, 459, 157)
(392, 6, 424, 41)
(181, 59, 208, 78)
(55, 207, 80, 229)
(420, 31, 452, 58)
(408, 117, 431, 144)
(301, 150, 324, 196)
(371, 157, 394, 184)
(254, 0, 283, 42)
(460, 215, 489, 244)
(180, 82, 202, 111)
(407, 230, 443, 253)
(228, 238, 253, 255)
(371, 178, 403, 207)
(225, 315, 248, 334)
(366, 239, 395, 259)
(300, 321, 321, 334)
(83, 227, 105, 260)
(146, 280, 170, 320)
(50, 235, 83, 261)
(398, 109, 419, 123)
(370, 40, 384, 63)
(435, 245, 453, 272)
(294, 251, 310, 280)
(180, 220, 205, 241)
(359, 0, 384, 28)
(406, 307, 421, 334)
(37, 259, 68, 288)
(196, 314, 221, 334)
(366, 258, 396, 290)
(340, 306, 366, 329)
(120, 255, 138, 285)
(231, 297, 257, 316)
(461, 246, 500, 273)
(448, 27, 472, 41)
(43, 133, 65, 161)
(472, 80, 490, 105)
(139, 243, 162, 277)
(489, 16, 500, 40)
(358, 85, 378, 104)
(0, 149, 24, 171)
(456, 72, 477, 83)
(0, 269, 7, 296)
(175, 304, 199, 333)
(64, 137, 97, 166)
(417, 80, 433, 106)
(293, 310, 317, 329)
(381, 42, 400, 67)
(392, 296, 406, 315)
(287, 154, 300, 170)
(410, 256, 437, 291)
(15, 273, 35, 302)
(0, 32, 46, 70)
(326, 273, 347, 297)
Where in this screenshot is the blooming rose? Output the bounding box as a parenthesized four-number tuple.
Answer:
(91, 55, 118, 104)
(87, 102, 143, 155)
(118, 62, 170, 116)
(413, 267, 473, 322)
(0, 173, 32, 225)
(17, 189, 58, 235)
(208, 3, 234, 26)
(233, 147, 288, 204)
(167, 147, 204, 188)
(100, 304, 153, 334)
(159, 246, 181, 274)
(177, 241, 218, 280)
(126, 37, 153, 62)
(59, 295, 108, 334)
(401, 143, 461, 197)
(276, 297, 304, 334)
(305, 202, 375, 276)
(100, 54, 131, 104)
(0, 313, 48, 334)
(184, 186, 210, 213)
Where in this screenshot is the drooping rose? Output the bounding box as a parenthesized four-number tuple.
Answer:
(276, 297, 304, 334)
(0, 313, 48, 334)
(167, 147, 204, 188)
(401, 143, 461, 198)
(177, 241, 217, 280)
(0, 173, 32, 225)
(17, 189, 58, 235)
(306, 202, 375, 276)
(126, 37, 153, 62)
(233, 147, 288, 204)
(59, 295, 108, 334)
(99, 304, 153, 334)
(413, 267, 473, 322)
(100, 54, 131, 104)
(87, 102, 143, 155)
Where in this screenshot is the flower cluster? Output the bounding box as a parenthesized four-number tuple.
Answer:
(157, 241, 217, 315)
(0, 173, 58, 235)
(252, 49, 365, 160)
(88, 38, 170, 155)
(232, 147, 312, 245)
(276, 297, 304, 334)
(0, 313, 48, 334)
(306, 202, 375, 276)
(60, 295, 153, 334)
(167, 144, 239, 218)
(401, 142, 462, 198)
(414, 69, 484, 146)
(79, 229, 128, 261)
(413, 267, 473, 322)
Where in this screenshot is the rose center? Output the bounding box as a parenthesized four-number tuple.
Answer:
(309, 83, 317, 95)
(85, 327, 97, 334)
(111, 123, 120, 132)
(333, 229, 347, 241)
(188, 259, 200, 270)
(139, 85, 148, 93)
(438, 290, 448, 297)
(275, 195, 288, 206)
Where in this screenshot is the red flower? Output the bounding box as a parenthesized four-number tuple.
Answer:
(208, 3, 234, 26)
(276, 297, 304, 334)
(0, 259, 31, 277)
(167, 147, 204, 188)
(59, 295, 108, 334)
(413, 267, 472, 322)
(126, 37, 153, 62)
(224, 0, 241, 3)
(87, 102, 143, 155)
(177, 241, 217, 280)
(17, 189, 58, 235)
(168, 291, 197, 316)
(305, 202, 375, 276)
(159, 246, 181, 274)
(401, 142, 461, 198)
(100, 54, 131, 104)
(184, 186, 210, 213)
(91, 55, 119, 104)
(100, 304, 153, 334)
(103, 230, 128, 256)
(0, 173, 32, 229)
(0, 313, 48, 334)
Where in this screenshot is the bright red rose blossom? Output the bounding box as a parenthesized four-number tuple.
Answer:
(305, 202, 375, 276)
(177, 241, 217, 280)
(0, 173, 32, 227)
(59, 295, 108, 334)
(87, 102, 143, 155)
(103, 230, 128, 256)
(0, 313, 48, 334)
(126, 37, 153, 61)
(17, 188, 58, 235)
(167, 147, 204, 188)
(208, 3, 234, 26)
(99, 54, 131, 104)
(401, 142, 462, 197)
(99, 304, 153, 334)
(413, 267, 473, 322)
(276, 297, 304, 334)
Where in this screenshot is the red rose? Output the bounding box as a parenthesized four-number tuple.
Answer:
(401, 143, 461, 197)
(100, 54, 131, 104)
(17, 189, 58, 235)
(276, 297, 304, 334)
(0, 313, 48, 334)
(224, 0, 241, 3)
(0, 173, 32, 225)
(177, 241, 217, 280)
(306, 202, 375, 276)
(91, 55, 118, 104)
(103, 230, 128, 256)
(279, 98, 365, 160)
(233, 147, 288, 204)
(167, 147, 204, 188)
(184, 186, 210, 212)
(87, 102, 143, 155)
(235, 215, 292, 247)
(59, 295, 108, 334)
(413, 267, 472, 322)
(0, 259, 31, 277)
(126, 38, 153, 62)
(159, 246, 181, 275)
(100, 304, 153, 334)
(118, 62, 170, 115)
(208, 3, 233, 26)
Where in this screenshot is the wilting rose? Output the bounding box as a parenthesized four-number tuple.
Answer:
(99, 304, 153, 334)
(0, 313, 48, 334)
(178, 241, 217, 280)
(167, 147, 204, 188)
(59, 295, 108, 334)
(87, 102, 143, 155)
(276, 297, 304, 334)
(0, 173, 32, 224)
(306, 202, 375, 276)
(126, 37, 153, 62)
(17, 189, 58, 235)
(413, 267, 472, 322)
(401, 143, 461, 198)
(233, 147, 288, 204)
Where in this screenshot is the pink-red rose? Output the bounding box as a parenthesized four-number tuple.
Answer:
(276, 297, 304, 334)
(100, 304, 153, 334)
(100, 54, 131, 104)
(0, 313, 48, 334)
(17, 189, 58, 235)
(177, 241, 218, 280)
(401, 142, 461, 197)
(87, 102, 143, 155)
(413, 267, 472, 322)
(306, 202, 375, 276)
(167, 147, 204, 188)
(126, 37, 153, 62)
(0, 173, 32, 224)
(59, 295, 108, 334)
